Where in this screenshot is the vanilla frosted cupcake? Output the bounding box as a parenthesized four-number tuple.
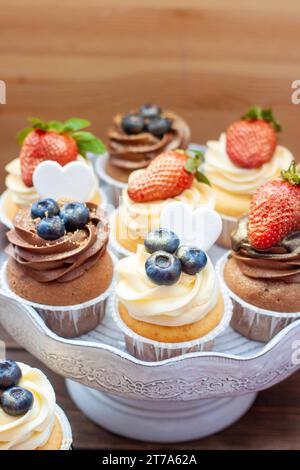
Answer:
(0, 360, 72, 450)
(1, 116, 106, 225)
(204, 107, 293, 247)
(112, 150, 215, 256)
(112, 228, 232, 360)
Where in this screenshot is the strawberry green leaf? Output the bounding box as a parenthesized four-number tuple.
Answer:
(185, 149, 205, 174)
(76, 137, 106, 157)
(195, 170, 211, 186)
(47, 120, 64, 132)
(185, 158, 198, 173)
(16, 127, 33, 145)
(189, 149, 204, 160)
(28, 117, 49, 131)
(281, 160, 300, 185)
(241, 106, 281, 132)
(62, 118, 90, 132)
(72, 131, 98, 142)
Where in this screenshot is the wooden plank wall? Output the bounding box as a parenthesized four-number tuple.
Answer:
(0, 0, 300, 192)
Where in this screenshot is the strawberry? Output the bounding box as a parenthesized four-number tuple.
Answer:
(226, 107, 281, 169)
(127, 149, 210, 203)
(248, 161, 300, 250)
(17, 117, 106, 187)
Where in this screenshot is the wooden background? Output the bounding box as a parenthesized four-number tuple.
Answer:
(1, 1, 300, 449)
(1, 0, 300, 192)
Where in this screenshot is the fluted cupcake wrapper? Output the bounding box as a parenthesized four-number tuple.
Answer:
(56, 405, 73, 450)
(216, 214, 238, 249)
(95, 153, 127, 208)
(216, 252, 300, 342)
(109, 292, 233, 362)
(0, 253, 117, 339)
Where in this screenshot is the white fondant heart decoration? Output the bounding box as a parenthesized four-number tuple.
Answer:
(33, 161, 96, 202)
(160, 202, 222, 251)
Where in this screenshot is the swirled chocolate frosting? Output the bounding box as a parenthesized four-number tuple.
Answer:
(6, 202, 109, 283)
(108, 111, 190, 170)
(231, 216, 300, 283)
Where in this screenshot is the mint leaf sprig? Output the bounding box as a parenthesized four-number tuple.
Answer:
(17, 117, 106, 157)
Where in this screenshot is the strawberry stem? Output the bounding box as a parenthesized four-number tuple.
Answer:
(241, 106, 281, 132)
(17, 117, 106, 156)
(184, 149, 211, 186)
(281, 160, 300, 185)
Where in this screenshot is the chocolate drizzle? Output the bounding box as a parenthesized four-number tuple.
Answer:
(108, 111, 190, 170)
(231, 216, 300, 283)
(6, 202, 109, 283)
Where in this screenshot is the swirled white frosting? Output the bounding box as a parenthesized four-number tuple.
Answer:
(116, 245, 219, 326)
(118, 171, 215, 242)
(0, 362, 56, 450)
(203, 133, 293, 194)
(5, 156, 98, 205)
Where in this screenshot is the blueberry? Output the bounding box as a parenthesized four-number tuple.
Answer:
(145, 251, 181, 286)
(122, 113, 145, 135)
(146, 117, 171, 138)
(0, 360, 22, 390)
(177, 246, 207, 275)
(144, 229, 180, 254)
(31, 198, 60, 220)
(37, 216, 65, 241)
(60, 202, 90, 232)
(139, 104, 161, 120)
(1, 386, 34, 416)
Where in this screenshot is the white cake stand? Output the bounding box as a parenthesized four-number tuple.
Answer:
(0, 213, 299, 442)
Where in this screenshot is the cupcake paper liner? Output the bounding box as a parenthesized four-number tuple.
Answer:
(0, 188, 108, 231)
(216, 252, 300, 342)
(0, 252, 117, 339)
(56, 405, 73, 450)
(216, 214, 237, 249)
(95, 153, 127, 208)
(109, 292, 233, 362)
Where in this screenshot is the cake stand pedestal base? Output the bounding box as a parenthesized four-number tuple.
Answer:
(66, 379, 257, 443)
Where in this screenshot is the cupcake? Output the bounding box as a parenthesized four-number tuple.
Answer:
(203, 107, 293, 248)
(3, 199, 114, 338)
(0, 359, 72, 450)
(96, 104, 190, 206)
(112, 225, 232, 361)
(111, 149, 215, 257)
(1, 117, 106, 226)
(219, 161, 300, 342)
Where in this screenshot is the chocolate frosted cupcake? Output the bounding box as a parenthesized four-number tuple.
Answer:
(227, 216, 300, 312)
(3, 199, 114, 337)
(218, 163, 300, 341)
(96, 104, 190, 206)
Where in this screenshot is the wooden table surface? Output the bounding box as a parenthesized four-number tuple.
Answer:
(1, 324, 300, 450)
